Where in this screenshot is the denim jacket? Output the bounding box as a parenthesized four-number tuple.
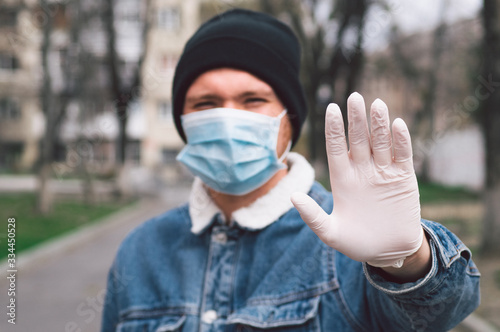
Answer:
(102, 154, 480, 332)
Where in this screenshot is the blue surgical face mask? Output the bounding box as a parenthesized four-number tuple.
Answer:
(176, 108, 291, 196)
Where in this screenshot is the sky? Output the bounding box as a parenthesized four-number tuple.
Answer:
(391, 0, 482, 33)
(364, 0, 483, 51)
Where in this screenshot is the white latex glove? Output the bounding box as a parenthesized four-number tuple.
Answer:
(291, 93, 423, 268)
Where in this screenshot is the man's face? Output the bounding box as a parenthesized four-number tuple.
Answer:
(183, 68, 292, 158)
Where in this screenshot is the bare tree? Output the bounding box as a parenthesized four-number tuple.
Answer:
(259, 0, 326, 163)
(480, 0, 500, 254)
(37, 0, 103, 212)
(411, 0, 449, 183)
(260, 0, 370, 175)
(328, 0, 369, 133)
(37, 0, 59, 214)
(104, 0, 149, 165)
(35, 0, 152, 211)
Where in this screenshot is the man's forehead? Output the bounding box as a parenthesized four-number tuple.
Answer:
(186, 68, 276, 97)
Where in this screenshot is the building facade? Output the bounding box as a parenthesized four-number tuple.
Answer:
(139, 0, 200, 175)
(0, 1, 45, 171)
(0, 0, 248, 180)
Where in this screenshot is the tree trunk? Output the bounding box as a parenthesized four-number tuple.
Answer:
(482, 187, 500, 254)
(37, 164, 53, 214)
(412, 0, 448, 183)
(480, 0, 500, 254)
(37, 0, 55, 214)
(104, 0, 125, 165)
(116, 104, 128, 164)
(81, 160, 95, 205)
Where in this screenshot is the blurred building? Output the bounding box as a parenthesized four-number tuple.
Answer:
(0, 0, 193, 178)
(138, 0, 200, 179)
(1, 1, 484, 189)
(0, 1, 45, 171)
(0, 0, 115, 173)
(0, 0, 257, 182)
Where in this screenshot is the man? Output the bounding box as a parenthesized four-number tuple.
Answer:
(102, 9, 480, 331)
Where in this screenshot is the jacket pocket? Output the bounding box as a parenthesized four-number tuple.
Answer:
(227, 296, 320, 331)
(117, 315, 186, 332)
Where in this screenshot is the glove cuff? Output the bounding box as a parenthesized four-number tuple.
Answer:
(367, 227, 424, 268)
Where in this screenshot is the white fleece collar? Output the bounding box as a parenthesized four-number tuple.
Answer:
(189, 152, 315, 234)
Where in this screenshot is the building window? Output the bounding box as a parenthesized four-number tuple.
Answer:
(158, 101, 172, 121)
(161, 148, 178, 165)
(158, 54, 178, 75)
(0, 98, 20, 120)
(0, 54, 19, 70)
(0, 143, 22, 170)
(157, 7, 180, 31)
(126, 140, 141, 164)
(115, 0, 141, 24)
(116, 8, 140, 24)
(0, 8, 18, 28)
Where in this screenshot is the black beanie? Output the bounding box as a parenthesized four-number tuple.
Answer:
(172, 8, 307, 146)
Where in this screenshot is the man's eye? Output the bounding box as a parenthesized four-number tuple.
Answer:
(194, 101, 216, 109)
(245, 98, 267, 105)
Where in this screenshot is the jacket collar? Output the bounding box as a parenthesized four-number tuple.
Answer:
(189, 152, 315, 234)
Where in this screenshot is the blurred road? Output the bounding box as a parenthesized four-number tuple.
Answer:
(0, 184, 191, 332)
(0, 175, 118, 200)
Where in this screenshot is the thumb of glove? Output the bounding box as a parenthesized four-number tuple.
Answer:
(291, 192, 336, 245)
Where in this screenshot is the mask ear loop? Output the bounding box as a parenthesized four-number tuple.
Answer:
(278, 140, 292, 163)
(277, 109, 287, 120)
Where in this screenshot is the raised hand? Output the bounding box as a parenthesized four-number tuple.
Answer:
(291, 92, 423, 268)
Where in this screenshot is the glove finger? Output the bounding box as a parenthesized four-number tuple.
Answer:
(325, 103, 350, 178)
(291, 192, 333, 243)
(392, 118, 414, 172)
(370, 99, 393, 167)
(347, 92, 371, 164)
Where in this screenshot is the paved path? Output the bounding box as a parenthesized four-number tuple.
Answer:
(0, 185, 190, 332)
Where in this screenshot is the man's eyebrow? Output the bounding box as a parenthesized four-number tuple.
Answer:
(238, 90, 275, 98)
(185, 94, 221, 103)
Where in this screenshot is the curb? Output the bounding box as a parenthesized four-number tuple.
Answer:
(0, 199, 148, 277)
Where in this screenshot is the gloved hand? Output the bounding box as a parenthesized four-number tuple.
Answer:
(291, 93, 423, 268)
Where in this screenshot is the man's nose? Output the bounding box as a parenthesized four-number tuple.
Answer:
(221, 101, 241, 109)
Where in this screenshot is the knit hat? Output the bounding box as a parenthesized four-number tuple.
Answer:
(172, 8, 307, 146)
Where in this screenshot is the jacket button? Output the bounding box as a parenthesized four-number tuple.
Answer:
(201, 310, 218, 324)
(214, 232, 227, 244)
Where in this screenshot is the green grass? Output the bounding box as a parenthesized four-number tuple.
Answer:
(317, 177, 479, 204)
(495, 269, 500, 290)
(418, 182, 479, 204)
(0, 193, 133, 260)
